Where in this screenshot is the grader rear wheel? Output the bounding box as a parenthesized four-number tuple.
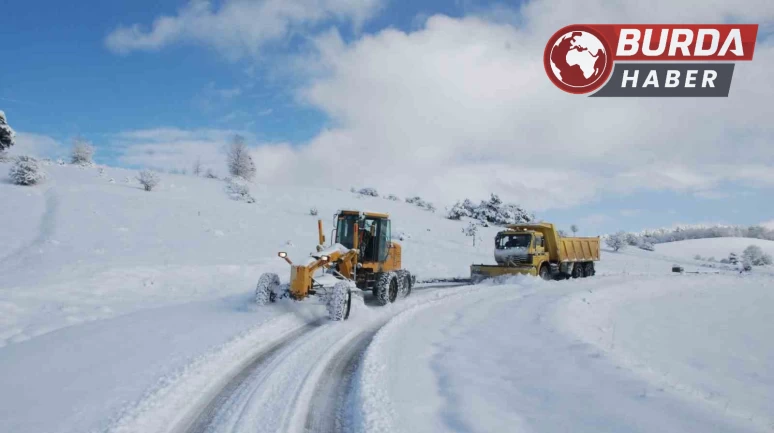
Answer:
(374, 272, 398, 306)
(396, 270, 413, 298)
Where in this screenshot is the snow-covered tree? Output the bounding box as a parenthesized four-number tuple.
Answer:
(137, 169, 160, 191)
(624, 233, 639, 246)
(357, 187, 379, 197)
(225, 178, 255, 203)
(742, 245, 773, 266)
(728, 252, 739, 265)
(0, 111, 16, 161)
(205, 169, 218, 179)
(446, 201, 470, 220)
(9, 156, 46, 185)
(464, 194, 533, 226)
(741, 257, 753, 272)
(226, 135, 256, 180)
(462, 222, 479, 246)
(405, 196, 435, 212)
(384, 194, 400, 201)
(570, 224, 579, 235)
(605, 232, 628, 251)
(71, 139, 95, 165)
(192, 158, 202, 176)
(639, 241, 655, 251)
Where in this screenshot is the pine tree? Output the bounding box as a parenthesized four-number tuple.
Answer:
(0, 111, 16, 160)
(9, 156, 46, 185)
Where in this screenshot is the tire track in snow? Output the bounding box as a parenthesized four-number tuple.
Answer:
(302, 324, 382, 433)
(181, 322, 322, 433)
(0, 185, 58, 272)
(179, 283, 470, 433)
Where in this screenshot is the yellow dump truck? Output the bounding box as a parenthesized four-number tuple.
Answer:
(470, 223, 600, 282)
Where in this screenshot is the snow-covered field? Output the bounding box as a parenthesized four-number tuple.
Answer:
(1, 162, 772, 433)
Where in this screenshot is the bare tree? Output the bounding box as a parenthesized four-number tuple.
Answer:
(137, 169, 160, 191)
(226, 134, 256, 180)
(192, 158, 202, 176)
(71, 138, 95, 165)
(462, 222, 479, 246)
(570, 224, 579, 235)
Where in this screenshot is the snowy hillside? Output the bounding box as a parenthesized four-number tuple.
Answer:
(0, 162, 500, 347)
(1, 161, 772, 433)
(655, 237, 774, 261)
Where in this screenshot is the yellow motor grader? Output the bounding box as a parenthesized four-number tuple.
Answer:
(255, 210, 414, 320)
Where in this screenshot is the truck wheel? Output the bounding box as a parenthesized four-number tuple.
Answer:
(255, 273, 280, 305)
(326, 281, 352, 321)
(396, 270, 413, 298)
(374, 272, 398, 305)
(584, 262, 595, 277)
(539, 265, 551, 281)
(571, 263, 583, 279)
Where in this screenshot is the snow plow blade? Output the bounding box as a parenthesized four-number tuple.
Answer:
(470, 264, 536, 283)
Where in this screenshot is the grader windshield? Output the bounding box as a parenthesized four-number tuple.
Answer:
(336, 213, 391, 262)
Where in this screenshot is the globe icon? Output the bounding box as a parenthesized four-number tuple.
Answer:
(549, 31, 608, 88)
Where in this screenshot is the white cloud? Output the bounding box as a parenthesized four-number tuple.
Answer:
(11, 132, 64, 159)
(579, 213, 614, 226)
(105, 0, 384, 58)
(107, 0, 774, 212)
(243, 5, 774, 211)
(113, 128, 252, 175)
(693, 190, 729, 200)
(762, 220, 774, 229)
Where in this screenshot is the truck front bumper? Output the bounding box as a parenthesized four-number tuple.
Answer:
(470, 264, 537, 283)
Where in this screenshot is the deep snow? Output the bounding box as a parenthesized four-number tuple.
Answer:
(1, 161, 773, 433)
(0, 162, 497, 347)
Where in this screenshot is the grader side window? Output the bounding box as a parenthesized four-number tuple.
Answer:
(361, 218, 378, 262)
(378, 219, 391, 261)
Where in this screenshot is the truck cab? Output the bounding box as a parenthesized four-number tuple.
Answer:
(494, 230, 543, 266)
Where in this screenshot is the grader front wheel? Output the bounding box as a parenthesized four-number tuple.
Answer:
(326, 281, 352, 321)
(255, 273, 280, 305)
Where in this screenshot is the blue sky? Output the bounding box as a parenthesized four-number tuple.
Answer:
(2, 0, 772, 234)
(1, 0, 470, 141)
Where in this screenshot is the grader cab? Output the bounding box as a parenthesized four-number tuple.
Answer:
(254, 210, 414, 321)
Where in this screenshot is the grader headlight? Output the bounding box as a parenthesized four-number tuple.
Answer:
(278, 252, 293, 265)
(320, 255, 330, 262)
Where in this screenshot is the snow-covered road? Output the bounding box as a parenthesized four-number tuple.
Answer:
(358, 276, 772, 433)
(3, 276, 772, 433)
